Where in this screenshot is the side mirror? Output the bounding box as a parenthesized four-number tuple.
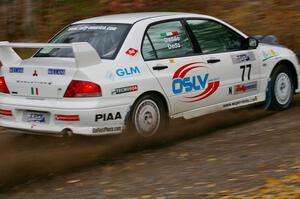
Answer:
(247, 37, 259, 49)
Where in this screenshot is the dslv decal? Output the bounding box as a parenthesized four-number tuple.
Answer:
(172, 62, 220, 102)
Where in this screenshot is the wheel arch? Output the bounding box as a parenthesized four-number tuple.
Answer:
(125, 90, 170, 132)
(270, 59, 298, 92)
(124, 90, 170, 131)
(132, 90, 170, 116)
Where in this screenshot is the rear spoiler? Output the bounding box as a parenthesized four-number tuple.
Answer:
(0, 41, 101, 68)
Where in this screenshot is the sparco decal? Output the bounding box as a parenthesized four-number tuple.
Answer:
(233, 81, 257, 95)
(111, 85, 138, 95)
(172, 62, 220, 102)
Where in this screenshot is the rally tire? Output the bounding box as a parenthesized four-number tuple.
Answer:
(130, 94, 167, 138)
(267, 64, 294, 111)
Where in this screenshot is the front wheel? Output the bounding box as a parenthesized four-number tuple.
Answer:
(130, 94, 168, 138)
(266, 64, 294, 110)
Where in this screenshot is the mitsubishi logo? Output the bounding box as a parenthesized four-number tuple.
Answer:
(33, 70, 38, 76)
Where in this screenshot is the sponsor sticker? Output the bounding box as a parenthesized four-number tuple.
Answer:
(112, 85, 138, 95)
(116, 66, 140, 77)
(92, 126, 122, 134)
(126, 48, 138, 56)
(230, 81, 258, 95)
(68, 25, 118, 31)
(172, 62, 220, 103)
(169, 59, 175, 64)
(9, 67, 24, 73)
(262, 49, 279, 62)
(48, 69, 66, 75)
(231, 52, 256, 64)
(223, 96, 258, 108)
(95, 112, 122, 122)
(17, 80, 52, 85)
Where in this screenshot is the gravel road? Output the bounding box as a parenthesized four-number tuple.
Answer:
(1, 97, 300, 198)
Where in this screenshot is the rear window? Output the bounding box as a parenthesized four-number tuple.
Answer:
(35, 23, 131, 59)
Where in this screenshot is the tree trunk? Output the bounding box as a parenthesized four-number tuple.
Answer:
(23, 0, 35, 37)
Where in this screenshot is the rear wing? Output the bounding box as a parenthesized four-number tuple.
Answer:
(0, 41, 101, 68)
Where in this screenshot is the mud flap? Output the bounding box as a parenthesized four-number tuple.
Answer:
(264, 79, 272, 110)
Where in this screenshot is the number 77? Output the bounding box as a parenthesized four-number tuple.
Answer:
(240, 64, 252, 81)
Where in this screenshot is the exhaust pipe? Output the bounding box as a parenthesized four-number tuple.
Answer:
(63, 129, 74, 137)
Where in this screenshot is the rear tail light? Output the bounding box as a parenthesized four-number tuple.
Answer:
(55, 114, 80, 121)
(0, 76, 10, 94)
(64, 80, 101, 98)
(0, 109, 12, 116)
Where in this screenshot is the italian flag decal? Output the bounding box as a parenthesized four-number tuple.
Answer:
(31, 87, 39, 96)
(160, 31, 179, 38)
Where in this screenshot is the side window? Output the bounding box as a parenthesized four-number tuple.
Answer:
(142, 21, 194, 60)
(142, 35, 156, 60)
(186, 19, 245, 54)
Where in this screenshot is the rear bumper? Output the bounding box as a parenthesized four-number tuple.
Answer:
(0, 96, 132, 136)
(0, 118, 125, 136)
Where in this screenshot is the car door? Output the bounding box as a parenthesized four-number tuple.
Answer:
(185, 19, 261, 103)
(142, 20, 222, 115)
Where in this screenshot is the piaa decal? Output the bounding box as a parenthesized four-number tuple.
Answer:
(95, 112, 122, 122)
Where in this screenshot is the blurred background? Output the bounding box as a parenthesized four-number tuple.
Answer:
(0, 0, 299, 55)
(0, 1, 300, 197)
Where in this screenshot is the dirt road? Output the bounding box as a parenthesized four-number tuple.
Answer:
(1, 97, 300, 198)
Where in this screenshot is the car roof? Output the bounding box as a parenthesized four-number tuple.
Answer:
(73, 12, 207, 24)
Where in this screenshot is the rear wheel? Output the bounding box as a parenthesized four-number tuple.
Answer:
(130, 94, 167, 138)
(266, 64, 294, 110)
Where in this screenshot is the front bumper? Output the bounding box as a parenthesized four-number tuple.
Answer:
(0, 96, 131, 136)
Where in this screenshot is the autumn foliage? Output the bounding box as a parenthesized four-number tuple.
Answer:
(0, 0, 299, 55)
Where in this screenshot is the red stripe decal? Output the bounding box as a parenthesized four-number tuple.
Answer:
(55, 114, 80, 121)
(185, 82, 214, 99)
(178, 66, 204, 79)
(184, 81, 220, 103)
(173, 62, 206, 79)
(0, 109, 12, 116)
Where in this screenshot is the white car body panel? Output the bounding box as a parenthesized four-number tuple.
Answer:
(0, 12, 299, 136)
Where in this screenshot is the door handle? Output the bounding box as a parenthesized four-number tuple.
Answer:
(207, 59, 221, 64)
(152, 65, 168, 71)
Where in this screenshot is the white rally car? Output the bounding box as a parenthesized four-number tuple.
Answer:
(0, 12, 299, 137)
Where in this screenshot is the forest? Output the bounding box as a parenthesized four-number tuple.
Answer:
(0, 0, 299, 55)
